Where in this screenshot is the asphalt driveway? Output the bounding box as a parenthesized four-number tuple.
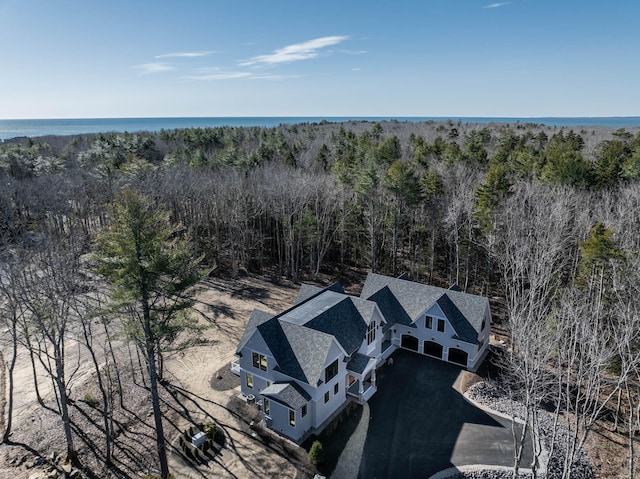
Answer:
(354, 349, 532, 479)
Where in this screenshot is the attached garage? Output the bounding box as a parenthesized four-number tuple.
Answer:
(447, 348, 468, 367)
(423, 340, 443, 359)
(401, 334, 419, 351)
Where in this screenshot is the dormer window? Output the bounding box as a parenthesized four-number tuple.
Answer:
(367, 321, 376, 345)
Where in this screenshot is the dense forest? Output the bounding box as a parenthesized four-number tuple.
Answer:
(2, 119, 640, 478)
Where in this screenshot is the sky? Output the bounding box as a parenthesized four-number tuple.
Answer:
(1, 0, 639, 119)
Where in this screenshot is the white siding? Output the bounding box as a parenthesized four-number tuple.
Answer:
(312, 342, 347, 428)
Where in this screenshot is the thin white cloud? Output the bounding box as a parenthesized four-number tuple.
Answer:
(340, 50, 368, 55)
(245, 73, 301, 81)
(239, 35, 348, 66)
(184, 71, 298, 81)
(155, 51, 215, 59)
(484, 2, 511, 8)
(135, 62, 175, 74)
(352, 68, 361, 72)
(185, 71, 252, 81)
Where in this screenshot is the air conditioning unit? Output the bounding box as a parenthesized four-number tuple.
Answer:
(191, 431, 206, 448)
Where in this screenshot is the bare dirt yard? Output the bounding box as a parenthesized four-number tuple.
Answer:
(0, 274, 319, 479)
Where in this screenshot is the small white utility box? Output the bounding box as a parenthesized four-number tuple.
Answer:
(191, 431, 206, 448)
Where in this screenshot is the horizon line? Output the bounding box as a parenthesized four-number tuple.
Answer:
(2, 115, 640, 121)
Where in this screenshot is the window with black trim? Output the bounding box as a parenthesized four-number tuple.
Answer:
(246, 372, 253, 388)
(325, 359, 338, 382)
(289, 409, 295, 427)
(324, 391, 330, 403)
(252, 352, 268, 371)
(437, 319, 445, 332)
(302, 404, 307, 417)
(425, 316, 433, 329)
(334, 383, 339, 395)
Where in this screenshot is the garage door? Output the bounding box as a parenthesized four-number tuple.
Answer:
(423, 340, 443, 359)
(401, 334, 419, 351)
(447, 348, 468, 367)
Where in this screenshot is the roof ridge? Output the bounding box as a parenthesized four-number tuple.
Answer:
(273, 282, 347, 322)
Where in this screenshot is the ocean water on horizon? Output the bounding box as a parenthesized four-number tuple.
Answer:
(1, 116, 639, 141)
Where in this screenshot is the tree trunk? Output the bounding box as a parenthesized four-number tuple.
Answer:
(2, 321, 18, 443)
(392, 208, 399, 276)
(81, 322, 112, 465)
(27, 347, 44, 407)
(142, 297, 169, 479)
(54, 350, 75, 464)
(102, 320, 124, 409)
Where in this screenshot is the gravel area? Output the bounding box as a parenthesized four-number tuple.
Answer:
(460, 381, 594, 479)
(209, 361, 240, 391)
(433, 468, 532, 479)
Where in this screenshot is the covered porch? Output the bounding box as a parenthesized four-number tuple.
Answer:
(346, 353, 377, 403)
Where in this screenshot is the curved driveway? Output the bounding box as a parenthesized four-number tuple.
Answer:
(349, 349, 532, 479)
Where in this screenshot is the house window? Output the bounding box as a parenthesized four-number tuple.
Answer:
(481, 318, 487, 331)
(425, 316, 433, 329)
(302, 404, 307, 417)
(260, 354, 267, 371)
(437, 319, 445, 332)
(325, 359, 338, 383)
(334, 383, 339, 395)
(324, 391, 330, 403)
(264, 398, 270, 415)
(246, 372, 253, 388)
(267, 381, 272, 387)
(289, 409, 295, 427)
(367, 321, 376, 345)
(252, 352, 268, 371)
(478, 338, 485, 351)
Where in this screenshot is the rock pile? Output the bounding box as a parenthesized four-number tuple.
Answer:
(465, 381, 594, 479)
(22, 452, 86, 479)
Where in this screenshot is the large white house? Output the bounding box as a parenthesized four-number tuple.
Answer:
(232, 273, 492, 443)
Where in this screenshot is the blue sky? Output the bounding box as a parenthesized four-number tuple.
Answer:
(1, 0, 638, 118)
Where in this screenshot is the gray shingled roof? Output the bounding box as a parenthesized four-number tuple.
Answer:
(261, 382, 311, 410)
(361, 273, 488, 342)
(350, 297, 378, 326)
(280, 290, 344, 326)
(257, 318, 307, 382)
(347, 353, 373, 374)
(303, 297, 367, 354)
(280, 290, 367, 355)
(360, 273, 395, 299)
(365, 286, 415, 328)
(279, 321, 336, 385)
(441, 289, 488, 336)
(436, 294, 480, 344)
(236, 309, 274, 354)
(295, 284, 323, 304)
(245, 287, 369, 386)
(257, 318, 336, 385)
